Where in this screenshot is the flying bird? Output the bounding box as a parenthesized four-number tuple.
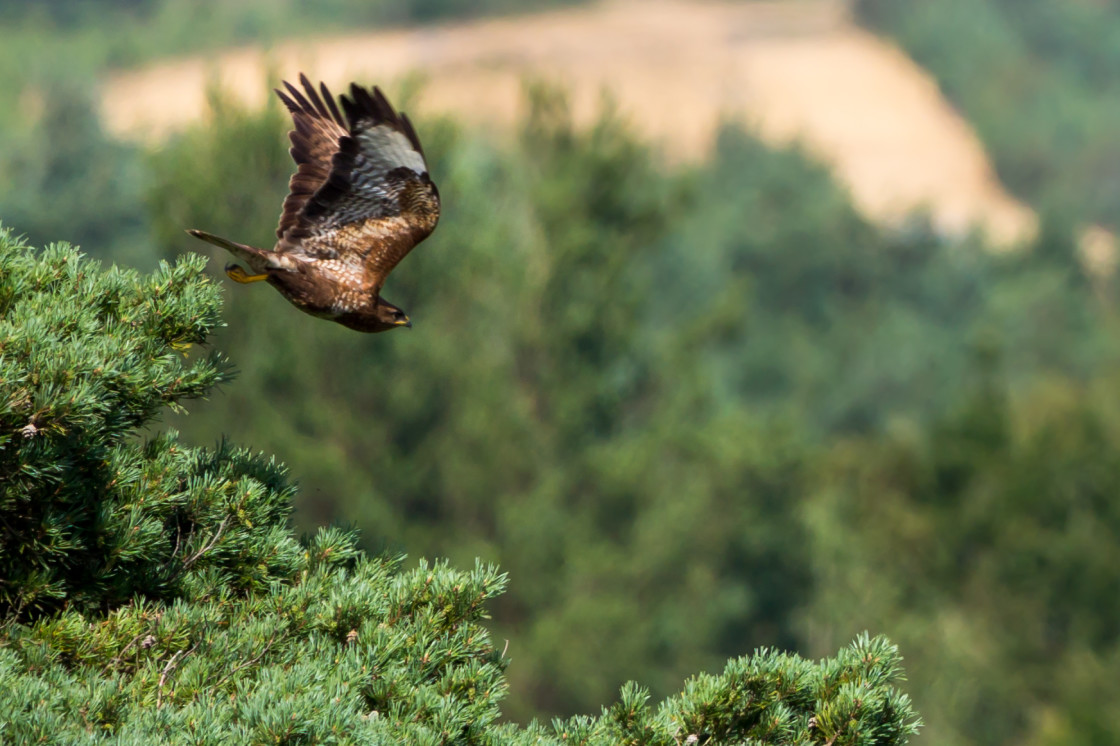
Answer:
(188, 74, 440, 333)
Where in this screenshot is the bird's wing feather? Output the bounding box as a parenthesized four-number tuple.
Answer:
(274, 75, 350, 240)
(279, 81, 440, 294)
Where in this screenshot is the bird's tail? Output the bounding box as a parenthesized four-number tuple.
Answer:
(186, 229, 273, 278)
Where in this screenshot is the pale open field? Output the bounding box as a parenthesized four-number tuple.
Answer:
(100, 0, 1049, 249)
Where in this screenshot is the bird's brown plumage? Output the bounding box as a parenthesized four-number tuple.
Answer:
(187, 74, 440, 333)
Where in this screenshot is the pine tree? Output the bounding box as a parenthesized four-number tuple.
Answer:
(0, 227, 920, 743)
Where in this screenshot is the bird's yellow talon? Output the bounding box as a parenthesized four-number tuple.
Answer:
(226, 265, 269, 284)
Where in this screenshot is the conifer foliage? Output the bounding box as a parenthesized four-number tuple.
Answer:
(0, 228, 919, 743)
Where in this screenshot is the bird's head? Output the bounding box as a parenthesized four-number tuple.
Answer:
(376, 301, 412, 330)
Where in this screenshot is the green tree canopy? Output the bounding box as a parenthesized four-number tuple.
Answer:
(0, 230, 919, 742)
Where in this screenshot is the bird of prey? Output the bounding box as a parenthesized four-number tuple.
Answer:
(188, 74, 440, 333)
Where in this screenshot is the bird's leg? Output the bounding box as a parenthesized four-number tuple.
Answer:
(225, 264, 269, 284)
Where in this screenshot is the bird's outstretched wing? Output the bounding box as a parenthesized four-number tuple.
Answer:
(274, 76, 440, 295)
(274, 74, 350, 241)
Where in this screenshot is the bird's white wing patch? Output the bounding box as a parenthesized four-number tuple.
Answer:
(356, 125, 427, 176)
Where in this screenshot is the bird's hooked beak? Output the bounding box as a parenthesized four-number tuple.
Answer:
(398, 317, 412, 329)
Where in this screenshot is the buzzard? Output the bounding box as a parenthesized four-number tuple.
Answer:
(188, 74, 440, 333)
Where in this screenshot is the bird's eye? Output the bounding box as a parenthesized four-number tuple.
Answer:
(394, 311, 405, 320)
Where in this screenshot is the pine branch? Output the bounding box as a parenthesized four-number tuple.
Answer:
(212, 632, 278, 691)
(180, 516, 229, 572)
(156, 642, 198, 708)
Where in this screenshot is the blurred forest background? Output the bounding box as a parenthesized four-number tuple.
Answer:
(3, 0, 1120, 744)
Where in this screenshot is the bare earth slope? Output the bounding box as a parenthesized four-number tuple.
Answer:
(101, 0, 1038, 247)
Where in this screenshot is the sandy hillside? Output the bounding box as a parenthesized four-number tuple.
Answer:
(101, 0, 1039, 247)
